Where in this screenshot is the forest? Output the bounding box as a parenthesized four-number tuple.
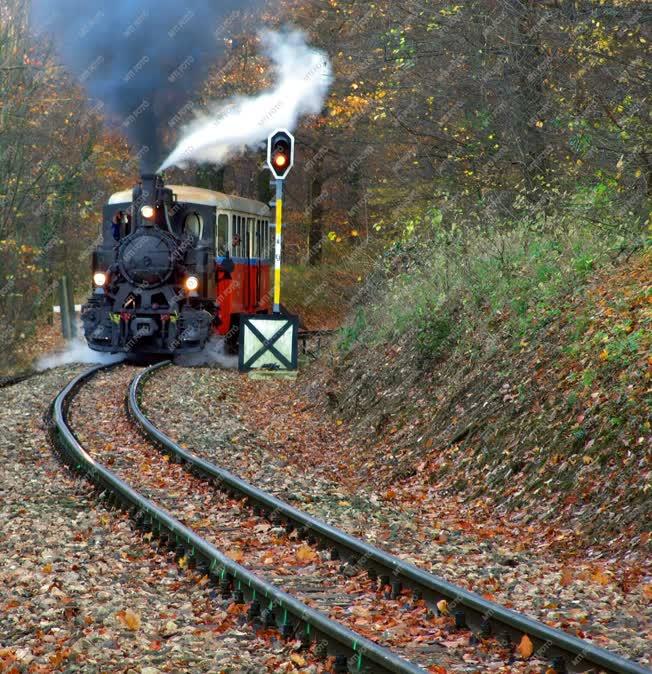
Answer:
(0, 0, 649, 370)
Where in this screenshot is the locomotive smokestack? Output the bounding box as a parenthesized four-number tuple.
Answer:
(133, 174, 172, 229)
(140, 174, 159, 207)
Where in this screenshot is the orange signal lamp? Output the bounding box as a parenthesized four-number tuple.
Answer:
(273, 153, 288, 168)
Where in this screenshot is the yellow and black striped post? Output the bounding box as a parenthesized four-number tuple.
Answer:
(273, 179, 283, 313)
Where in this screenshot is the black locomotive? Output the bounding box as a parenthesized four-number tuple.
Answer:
(81, 174, 219, 355)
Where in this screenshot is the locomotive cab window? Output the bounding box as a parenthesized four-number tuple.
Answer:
(217, 213, 229, 256)
(111, 209, 131, 240)
(184, 211, 203, 239)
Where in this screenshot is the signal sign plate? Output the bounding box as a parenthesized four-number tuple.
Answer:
(238, 314, 298, 372)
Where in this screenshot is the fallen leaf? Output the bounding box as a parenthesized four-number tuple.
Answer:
(49, 649, 70, 667)
(351, 605, 372, 618)
(517, 634, 534, 659)
(41, 563, 52, 574)
(560, 567, 573, 587)
(436, 599, 449, 615)
(227, 548, 244, 563)
(121, 608, 141, 631)
(296, 545, 317, 563)
(290, 653, 306, 666)
(591, 568, 611, 586)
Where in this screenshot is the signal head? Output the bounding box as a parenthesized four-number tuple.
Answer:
(267, 129, 295, 179)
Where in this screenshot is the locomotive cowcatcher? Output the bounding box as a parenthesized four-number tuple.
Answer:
(81, 174, 273, 355)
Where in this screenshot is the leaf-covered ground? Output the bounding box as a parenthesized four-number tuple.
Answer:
(0, 368, 331, 673)
(72, 366, 553, 673)
(143, 253, 651, 668)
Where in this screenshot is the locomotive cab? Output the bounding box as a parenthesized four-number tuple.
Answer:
(81, 177, 272, 356)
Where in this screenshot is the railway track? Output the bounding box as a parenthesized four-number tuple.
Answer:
(0, 369, 38, 389)
(49, 362, 650, 674)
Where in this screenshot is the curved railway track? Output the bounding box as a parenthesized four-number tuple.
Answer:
(48, 362, 650, 674)
(0, 369, 38, 389)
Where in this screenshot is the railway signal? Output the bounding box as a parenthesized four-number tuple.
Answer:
(238, 129, 298, 372)
(266, 128, 295, 313)
(267, 129, 294, 180)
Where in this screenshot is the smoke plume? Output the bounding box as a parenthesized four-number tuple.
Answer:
(31, 0, 254, 171)
(159, 29, 332, 171)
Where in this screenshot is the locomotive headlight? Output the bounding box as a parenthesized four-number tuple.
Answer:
(185, 276, 199, 291)
(93, 271, 107, 287)
(141, 205, 155, 219)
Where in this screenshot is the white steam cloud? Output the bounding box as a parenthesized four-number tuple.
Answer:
(159, 28, 332, 171)
(36, 335, 124, 371)
(173, 336, 238, 369)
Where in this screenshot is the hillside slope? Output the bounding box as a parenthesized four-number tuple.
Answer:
(319, 251, 650, 562)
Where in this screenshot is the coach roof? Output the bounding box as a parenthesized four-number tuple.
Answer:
(108, 185, 271, 217)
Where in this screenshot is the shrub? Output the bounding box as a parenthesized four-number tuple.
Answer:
(337, 206, 639, 368)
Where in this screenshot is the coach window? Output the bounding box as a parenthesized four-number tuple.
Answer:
(236, 215, 240, 257)
(246, 218, 253, 257)
(266, 220, 272, 259)
(255, 219, 260, 258)
(260, 220, 264, 258)
(217, 213, 229, 256)
(238, 215, 244, 256)
(240, 215, 246, 257)
(184, 211, 203, 238)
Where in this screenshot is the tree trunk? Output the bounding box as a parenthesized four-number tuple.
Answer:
(308, 167, 324, 266)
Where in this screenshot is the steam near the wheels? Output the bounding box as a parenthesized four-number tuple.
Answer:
(159, 29, 333, 171)
(31, 0, 256, 172)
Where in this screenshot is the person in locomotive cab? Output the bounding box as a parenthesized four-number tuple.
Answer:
(111, 210, 129, 241)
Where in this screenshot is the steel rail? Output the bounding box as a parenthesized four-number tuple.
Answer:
(49, 363, 428, 674)
(130, 361, 651, 674)
(0, 370, 38, 389)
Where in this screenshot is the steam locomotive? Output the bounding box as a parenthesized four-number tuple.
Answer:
(81, 174, 272, 355)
